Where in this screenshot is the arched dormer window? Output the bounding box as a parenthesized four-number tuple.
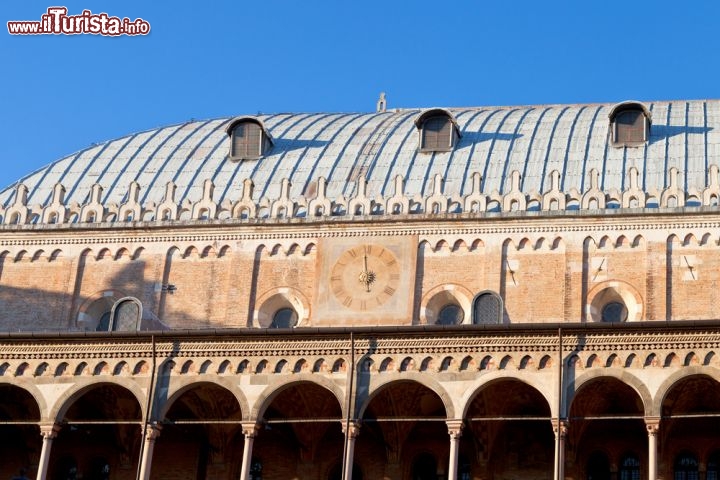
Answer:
(609, 101, 651, 147)
(414, 108, 461, 153)
(226, 117, 273, 161)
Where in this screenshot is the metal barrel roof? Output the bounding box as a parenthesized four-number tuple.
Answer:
(2, 100, 719, 209)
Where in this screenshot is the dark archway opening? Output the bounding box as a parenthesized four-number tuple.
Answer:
(662, 376, 720, 480)
(586, 451, 611, 480)
(155, 382, 242, 480)
(360, 381, 448, 480)
(50, 384, 142, 480)
(465, 379, 553, 480)
(0, 385, 41, 479)
(255, 382, 343, 479)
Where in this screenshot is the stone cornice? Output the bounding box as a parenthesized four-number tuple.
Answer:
(1, 209, 720, 248)
(2, 326, 719, 359)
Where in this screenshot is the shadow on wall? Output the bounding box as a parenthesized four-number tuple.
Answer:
(0, 258, 208, 333)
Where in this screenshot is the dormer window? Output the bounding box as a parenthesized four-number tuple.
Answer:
(415, 109, 461, 152)
(226, 117, 273, 161)
(609, 101, 651, 147)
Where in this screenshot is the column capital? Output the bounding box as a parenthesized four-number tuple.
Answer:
(39, 423, 61, 439)
(143, 424, 162, 441)
(446, 419, 464, 439)
(242, 422, 261, 438)
(341, 421, 361, 439)
(553, 419, 569, 437)
(645, 417, 661, 435)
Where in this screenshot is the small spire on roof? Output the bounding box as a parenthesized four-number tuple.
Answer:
(376, 92, 387, 113)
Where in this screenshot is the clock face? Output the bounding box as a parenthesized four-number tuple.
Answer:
(330, 244, 401, 311)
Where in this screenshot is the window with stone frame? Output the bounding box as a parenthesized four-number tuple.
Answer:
(473, 291, 503, 325)
(110, 298, 142, 332)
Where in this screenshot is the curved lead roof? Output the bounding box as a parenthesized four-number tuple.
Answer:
(2, 100, 719, 208)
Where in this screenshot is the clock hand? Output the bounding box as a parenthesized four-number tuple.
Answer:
(363, 254, 370, 292)
(357, 254, 376, 292)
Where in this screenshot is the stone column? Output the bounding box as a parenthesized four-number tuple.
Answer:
(446, 420, 464, 480)
(138, 424, 162, 480)
(646, 418, 660, 480)
(36, 424, 61, 480)
(239, 422, 260, 480)
(342, 422, 361, 480)
(553, 420, 568, 480)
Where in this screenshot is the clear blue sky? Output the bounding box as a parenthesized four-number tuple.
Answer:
(1, 1, 719, 191)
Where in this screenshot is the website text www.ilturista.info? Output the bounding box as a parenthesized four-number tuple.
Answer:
(7, 7, 150, 36)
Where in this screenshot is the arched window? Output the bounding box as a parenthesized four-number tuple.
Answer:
(609, 101, 651, 146)
(437, 304, 464, 325)
(674, 452, 699, 480)
(415, 109, 460, 152)
(271, 308, 298, 328)
(615, 110, 645, 143)
(588, 284, 641, 323)
(472, 291, 503, 324)
(422, 116, 453, 151)
(619, 454, 641, 480)
(601, 301, 628, 322)
(226, 117, 273, 160)
(110, 297, 142, 332)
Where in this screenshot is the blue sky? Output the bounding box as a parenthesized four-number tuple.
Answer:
(1, 1, 719, 191)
